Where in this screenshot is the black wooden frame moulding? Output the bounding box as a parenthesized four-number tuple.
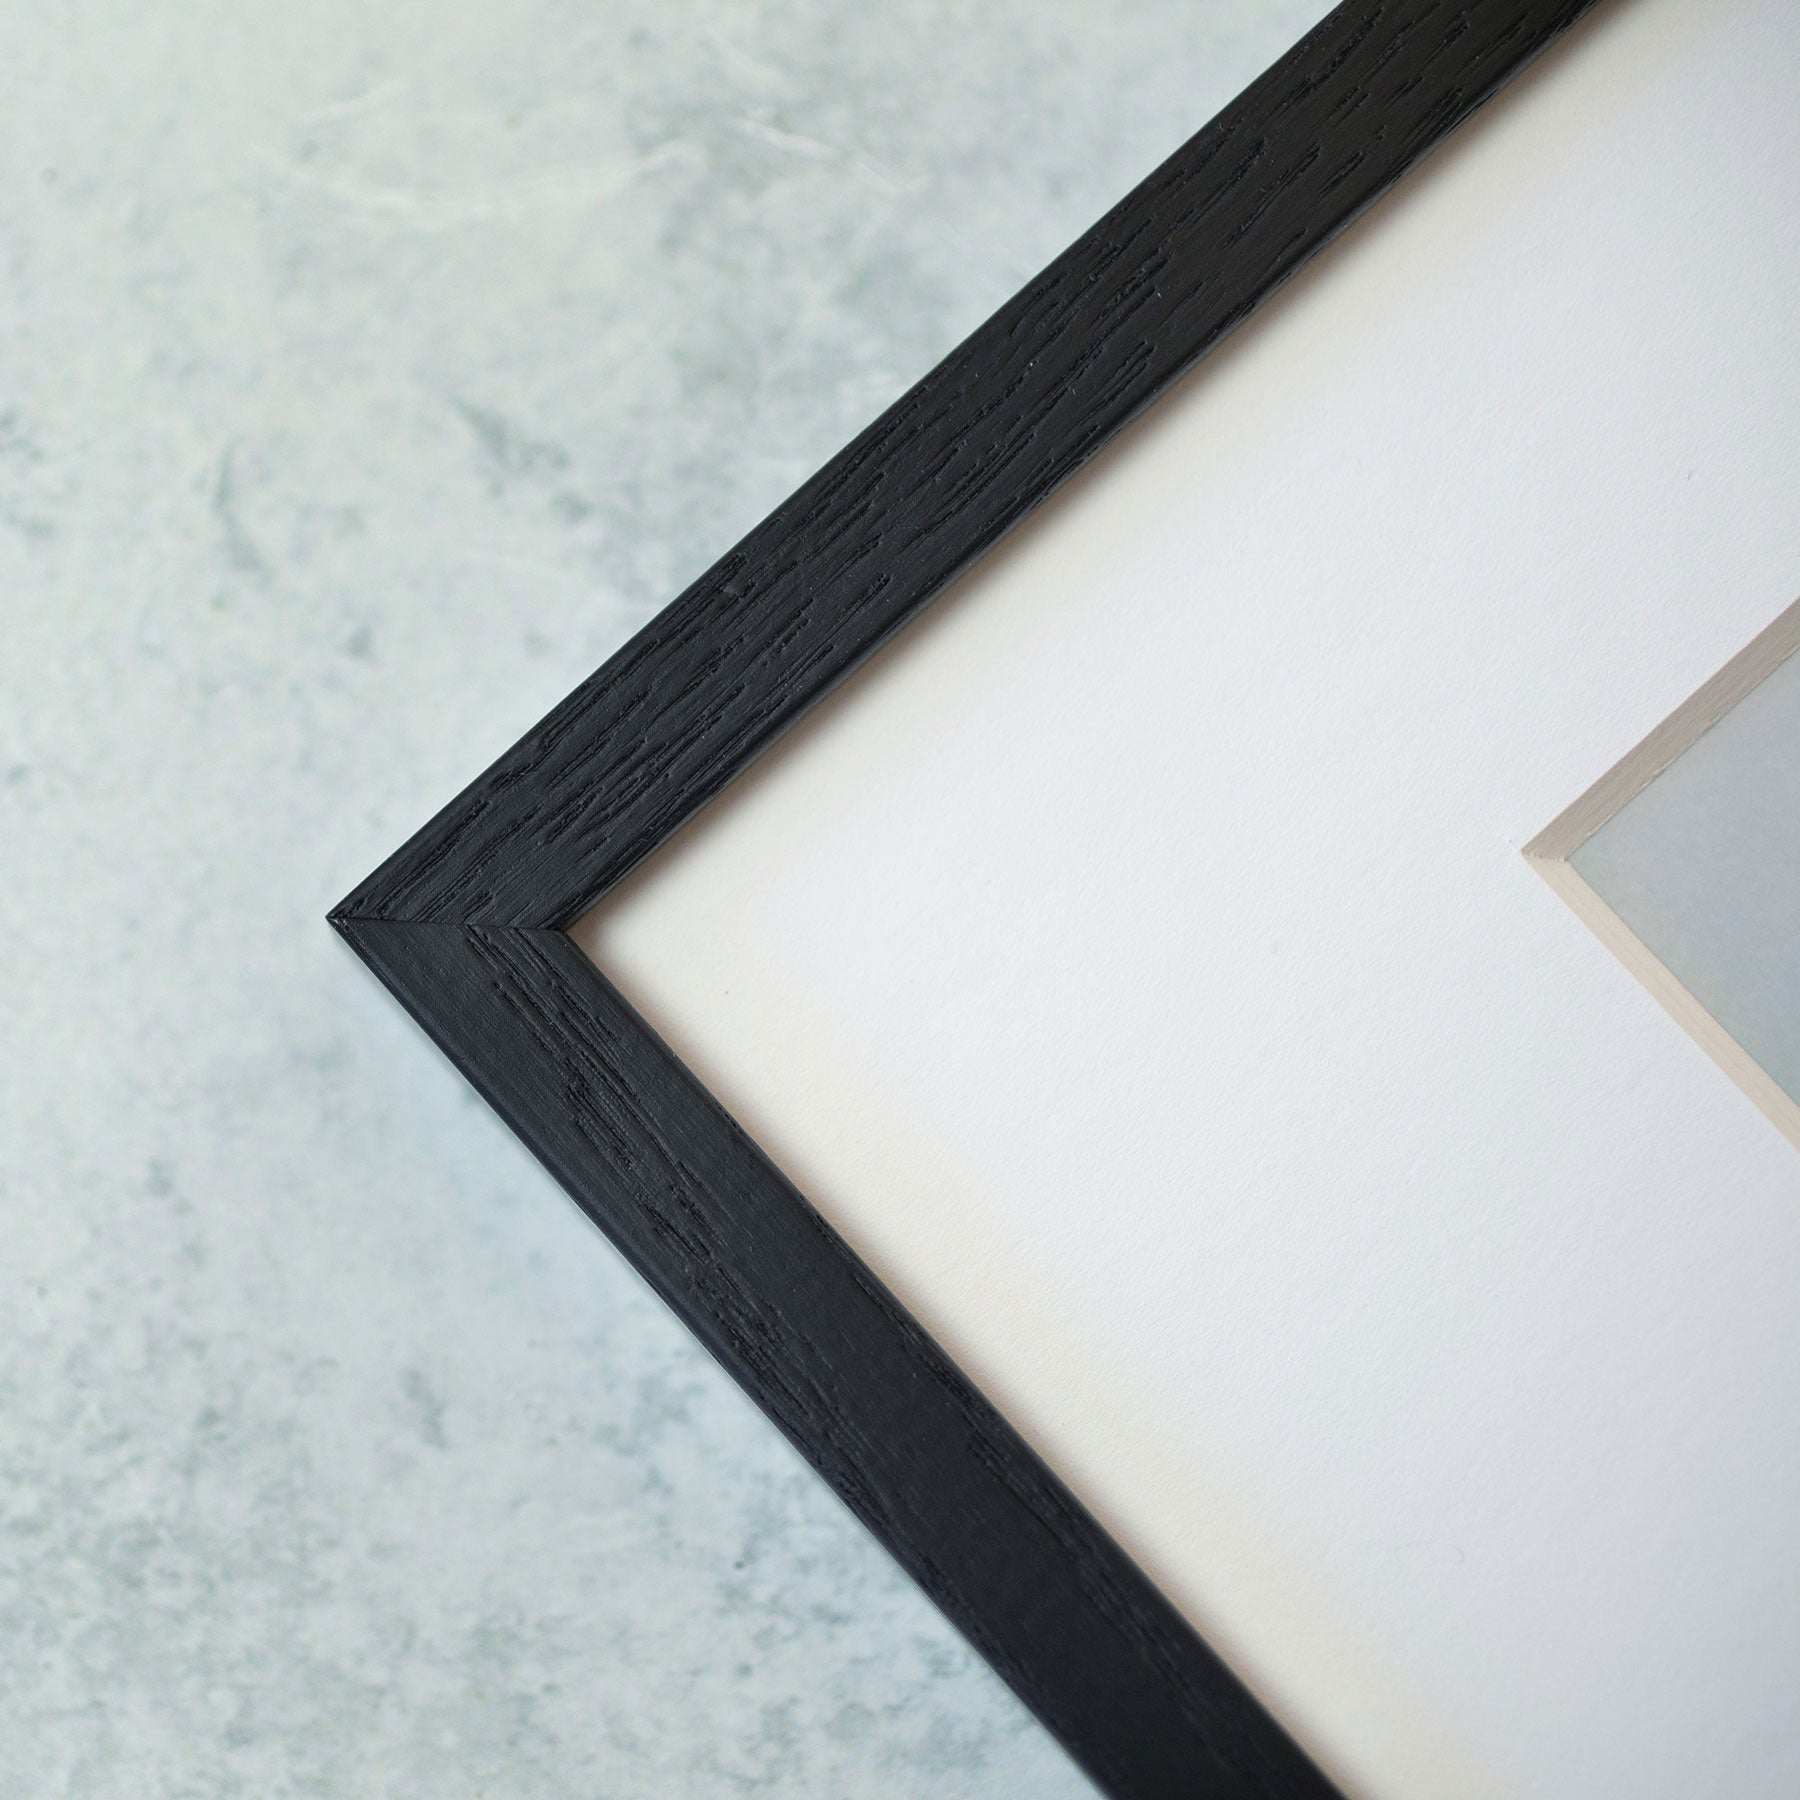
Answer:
(332, 4, 1604, 1793)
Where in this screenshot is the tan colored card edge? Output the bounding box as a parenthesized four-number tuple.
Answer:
(1525, 811, 1800, 1155)
(1524, 596, 1800, 863)
(1523, 594, 1800, 1150)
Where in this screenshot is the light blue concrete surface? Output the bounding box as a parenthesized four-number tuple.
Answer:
(0, 3, 1321, 1794)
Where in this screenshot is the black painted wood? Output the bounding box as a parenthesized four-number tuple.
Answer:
(334, 3, 1606, 1793)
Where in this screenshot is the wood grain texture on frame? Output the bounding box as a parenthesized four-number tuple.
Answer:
(333, 4, 1607, 1793)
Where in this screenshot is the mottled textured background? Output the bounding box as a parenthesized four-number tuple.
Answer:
(2, 3, 1317, 1794)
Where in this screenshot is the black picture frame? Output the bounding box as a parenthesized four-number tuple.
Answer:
(332, 4, 1602, 1792)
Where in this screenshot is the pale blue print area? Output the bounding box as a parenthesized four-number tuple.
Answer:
(1571, 643, 1800, 1113)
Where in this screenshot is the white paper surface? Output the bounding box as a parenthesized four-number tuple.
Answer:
(582, 2, 1800, 1792)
